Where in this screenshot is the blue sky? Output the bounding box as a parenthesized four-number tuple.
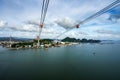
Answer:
(0, 0, 120, 40)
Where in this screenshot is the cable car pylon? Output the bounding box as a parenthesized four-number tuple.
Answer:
(37, 0, 50, 48)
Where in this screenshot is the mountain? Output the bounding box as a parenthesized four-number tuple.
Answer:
(101, 40, 120, 44)
(61, 37, 80, 42)
(61, 37, 101, 43)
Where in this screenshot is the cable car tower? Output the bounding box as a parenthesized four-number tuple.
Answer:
(37, 0, 50, 48)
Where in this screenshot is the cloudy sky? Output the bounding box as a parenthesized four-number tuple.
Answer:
(0, 0, 120, 40)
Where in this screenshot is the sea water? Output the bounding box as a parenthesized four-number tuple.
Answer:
(0, 43, 120, 80)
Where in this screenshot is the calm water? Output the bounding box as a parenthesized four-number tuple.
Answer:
(0, 43, 120, 80)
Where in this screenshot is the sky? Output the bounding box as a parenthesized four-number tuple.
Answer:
(0, 0, 120, 40)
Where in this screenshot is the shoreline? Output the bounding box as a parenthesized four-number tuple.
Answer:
(1, 42, 120, 50)
(0, 42, 80, 50)
(0, 42, 103, 50)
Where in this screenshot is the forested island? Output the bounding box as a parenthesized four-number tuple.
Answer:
(61, 37, 101, 43)
(0, 37, 101, 49)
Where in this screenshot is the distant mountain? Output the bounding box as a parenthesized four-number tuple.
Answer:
(101, 40, 120, 44)
(61, 37, 80, 42)
(0, 37, 33, 41)
(61, 37, 101, 43)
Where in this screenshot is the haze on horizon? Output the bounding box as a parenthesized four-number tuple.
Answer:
(0, 0, 120, 40)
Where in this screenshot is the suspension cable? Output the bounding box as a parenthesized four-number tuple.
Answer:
(80, 0, 120, 24)
(55, 29, 73, 39)
(39, 0, 50, 38)
(37, 0, 50, 47)
(56, 0, 120, 39)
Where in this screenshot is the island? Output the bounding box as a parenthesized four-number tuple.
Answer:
(0, 37, 101, 49)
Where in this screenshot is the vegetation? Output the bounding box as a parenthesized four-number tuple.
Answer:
(1, 37, 101, 48)
(11, 39, 53, 48)
(33, 39, 53, 44)
(61, 37, 101, 43)
(11, 42, 34, 48)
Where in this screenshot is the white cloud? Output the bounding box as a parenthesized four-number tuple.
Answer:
(3, 21, 65, 39)
(55, 17, 78, 29)
(0, 0, 120, 40)
(0, 20, 7, 28)
(6, 24, 37, 32)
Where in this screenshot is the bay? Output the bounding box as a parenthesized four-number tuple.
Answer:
(0, 43, 120, 80)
